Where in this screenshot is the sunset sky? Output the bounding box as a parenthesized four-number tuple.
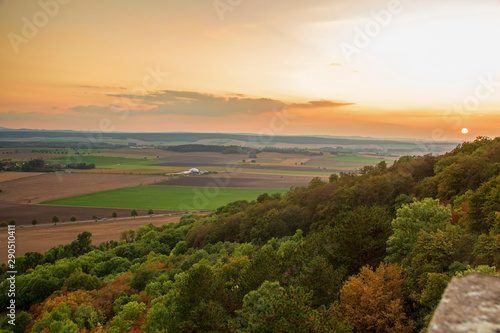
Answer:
(1, 0, 500, 140)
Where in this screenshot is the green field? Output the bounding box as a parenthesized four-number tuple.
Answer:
(40, 186, 289, 210)
(322, 154, 390, 164)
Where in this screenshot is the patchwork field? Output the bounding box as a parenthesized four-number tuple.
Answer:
(0, 172, 168, 204)
(0, 146, 400, 259)
(153, 173, 320, 188)
(41, 185, 289, 211)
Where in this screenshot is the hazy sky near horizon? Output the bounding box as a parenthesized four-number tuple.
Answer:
(1, 0, 500, 140)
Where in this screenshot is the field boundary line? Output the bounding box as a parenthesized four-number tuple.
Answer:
(0, 211, 214, 229)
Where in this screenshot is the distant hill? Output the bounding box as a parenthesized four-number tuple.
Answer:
(0, 128, 458, 148)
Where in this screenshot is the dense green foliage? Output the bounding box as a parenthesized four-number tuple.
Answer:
(0, 158, 63, 172)
(1, 137, 499, 332)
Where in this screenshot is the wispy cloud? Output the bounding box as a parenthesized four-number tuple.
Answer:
(290, 100, 353, 108)
(70, 90, 354, 117)
(71, 105, 115, 114)
(1, 111, 42, 120)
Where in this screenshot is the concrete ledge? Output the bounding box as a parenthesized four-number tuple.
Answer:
(429, 273, 500, 333)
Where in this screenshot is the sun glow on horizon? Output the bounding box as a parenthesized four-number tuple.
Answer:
(0, 0, 499, 139)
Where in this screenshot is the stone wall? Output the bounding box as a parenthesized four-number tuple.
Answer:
(429, 273, 500, 332)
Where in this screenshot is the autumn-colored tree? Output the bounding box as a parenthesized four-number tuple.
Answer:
(29, 289, 97, 331)
(92, 273, 135, 320)
(338, 262, 414, 333)
(29, 302, 79, 333)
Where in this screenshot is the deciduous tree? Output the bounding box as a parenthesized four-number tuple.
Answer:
(386, 198, 451, 267)
(338, 263, 414, 333)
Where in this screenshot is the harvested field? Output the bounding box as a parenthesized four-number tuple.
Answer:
(154, 151, 315, 169)
(0, 172, 43, 182)
(0, 213, 210, 263)
(0, 148, 65, 161)
(0, 201, 179, 226)
(305, 157, 366, 166)
(152, 173, 319, 188)
(281, 158, 311, 165)
(0, 173, 169, 204)
(98, 148, 170, 158)
(236, 164, 341, 173)
(157, 160, 346, 173)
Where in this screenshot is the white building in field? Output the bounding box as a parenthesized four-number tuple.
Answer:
(170, 168, 200, 176)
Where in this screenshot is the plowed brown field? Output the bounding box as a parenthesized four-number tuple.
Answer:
(0, 213, 210, 263)
(0, 172, 168, 203)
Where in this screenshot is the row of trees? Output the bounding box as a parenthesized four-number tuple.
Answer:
(165, 144, 324, 156)
(2, 209, 156, 227)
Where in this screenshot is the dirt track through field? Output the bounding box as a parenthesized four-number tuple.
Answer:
(0, 213, 210, 263)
